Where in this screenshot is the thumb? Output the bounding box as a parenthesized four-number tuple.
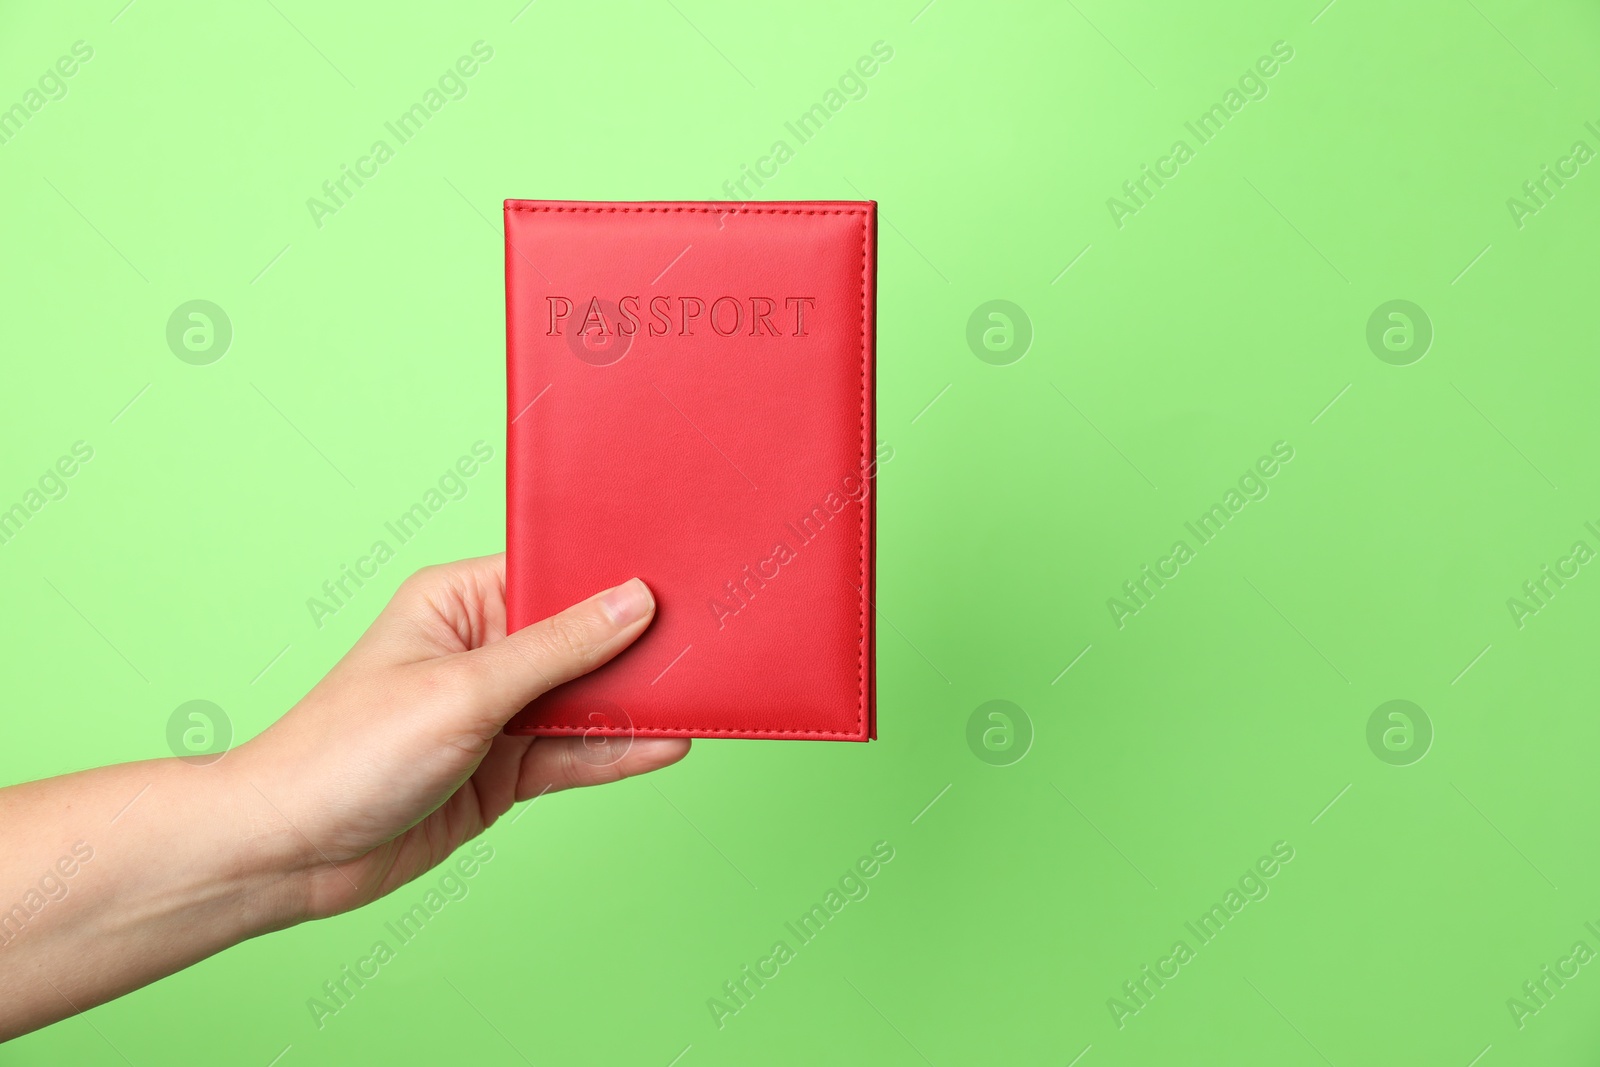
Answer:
(466, 578, 656, 721)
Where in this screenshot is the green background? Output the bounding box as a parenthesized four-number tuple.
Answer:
(2, 0, 1598, 1062)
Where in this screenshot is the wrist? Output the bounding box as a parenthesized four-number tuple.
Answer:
(202, 747, 316, 936)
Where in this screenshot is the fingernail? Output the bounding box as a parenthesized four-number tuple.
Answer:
(599, 578, 654, 627)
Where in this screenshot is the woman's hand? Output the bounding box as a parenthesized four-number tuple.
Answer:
(235, 553, 690, 919)
(0, 554, 687, 1039)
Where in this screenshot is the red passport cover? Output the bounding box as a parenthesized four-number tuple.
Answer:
(503, 200, 877, 741)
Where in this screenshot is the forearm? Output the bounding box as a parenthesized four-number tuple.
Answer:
(0, 755, 306, 1039)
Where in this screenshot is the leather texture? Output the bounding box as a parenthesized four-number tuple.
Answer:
(503, 200, 877, 741)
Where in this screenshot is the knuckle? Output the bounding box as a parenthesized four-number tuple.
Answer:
(553, 740, 588, 791)
(536, 613, 599, 667)
(401, 564, 437, 589)
(395, 566, 439, 602)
